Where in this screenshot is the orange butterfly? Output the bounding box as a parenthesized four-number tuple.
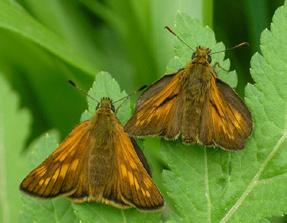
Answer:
(20, 97, 164, 211)
(125, 32, 252, 150)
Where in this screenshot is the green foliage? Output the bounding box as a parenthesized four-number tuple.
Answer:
(0, 75, 31, 223)
(162, 4, 287, 223)
(0, 1, 95, 74)
(83, 71, 131, 123)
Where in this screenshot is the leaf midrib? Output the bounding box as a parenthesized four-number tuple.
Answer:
(219, 128, 287, 223)
(204, 149, 212, 223)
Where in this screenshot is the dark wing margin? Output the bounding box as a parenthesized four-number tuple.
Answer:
(216, 79, 252, 124)
(130, 137, 151, 176)
(125, 71, 183, 139)
(137, 73, 177, 108)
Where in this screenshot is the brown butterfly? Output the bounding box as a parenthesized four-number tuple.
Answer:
(20, 97, 164, 211)
(125, 31, 252, 150)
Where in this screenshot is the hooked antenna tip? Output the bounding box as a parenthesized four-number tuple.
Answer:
(138, 85, 148, 91)
(165, 26, 176, 36)
(238, 42, 249, 47)
(68, 80, 76, 87)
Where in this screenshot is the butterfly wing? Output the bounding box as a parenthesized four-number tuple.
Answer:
(21, 112, 164, 210)
(20, 121, 92, 198)
(199, 77, 252, 150)
(125, 72, 183, 139)
(102, 121, 164, 210)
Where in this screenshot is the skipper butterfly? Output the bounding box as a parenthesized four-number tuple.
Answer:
(125, 29, 252, 150)
(20, 97, 164, 210)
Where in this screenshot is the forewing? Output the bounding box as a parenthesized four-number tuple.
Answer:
(199, 77, 252, 150)
(125, 71, 183, 139)
(20, 121, 91, 198)
(103, 122, 164, 210)
(136, 73, 178, 107)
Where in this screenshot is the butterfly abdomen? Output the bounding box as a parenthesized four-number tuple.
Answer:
(88, 112, 116, 188)
(182, 65, 211, 143)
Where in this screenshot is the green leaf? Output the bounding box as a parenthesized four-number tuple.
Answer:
(21, 0, 103, 67)
(166, 12, 237, 88)
(162, 6, 287, 223)
(73, 203, 162, 223)
(0, 1, 96, 75)
(0, 75, 30, 223)
(20, 196, 78, 223)
(85, 71, 131, 124)
(20, 72, 162, 222)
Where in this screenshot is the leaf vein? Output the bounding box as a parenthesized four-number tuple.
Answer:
(204, 149, 212, 223)
(220, 129, 287, 223)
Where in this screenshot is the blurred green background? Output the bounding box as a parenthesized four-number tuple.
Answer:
(0, 0, 285, 222)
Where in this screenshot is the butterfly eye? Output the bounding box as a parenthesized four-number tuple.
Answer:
(191, 53, 196, 59)
(207, 55, 212, 63)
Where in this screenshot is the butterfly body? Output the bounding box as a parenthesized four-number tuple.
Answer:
(181, 51, 213, 143)
(125, 47, 252, 150)
(21, 97, 164, 210)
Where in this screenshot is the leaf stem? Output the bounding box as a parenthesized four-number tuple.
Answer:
(202, 0, 213, 27)
(121, 210, 127, 223)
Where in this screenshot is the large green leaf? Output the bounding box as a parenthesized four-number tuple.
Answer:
(0, 1, 95, 75)
(162, 5, 287, 223)
(0, 75, 31, 223)
(20, 72, 162, 222)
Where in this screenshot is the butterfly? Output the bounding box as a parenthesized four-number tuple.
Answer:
(20, 97, 164, 211)
(125, 43, 252, 151)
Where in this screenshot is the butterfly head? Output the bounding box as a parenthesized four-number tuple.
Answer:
(191, 46, 212, 65)
(96, 97, 115, 112)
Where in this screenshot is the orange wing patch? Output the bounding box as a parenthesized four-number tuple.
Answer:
(125, 72, 183, 139)
(20, 121, 91, 198)
(199, 77, 252, 150)
(111, 122, 164, 210)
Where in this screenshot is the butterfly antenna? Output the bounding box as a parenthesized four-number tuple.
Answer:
(68, 80, 98, 102)
(114, 85, 148, 113)
(165, 26, 194, 51)
(211, 42, 249, 55)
